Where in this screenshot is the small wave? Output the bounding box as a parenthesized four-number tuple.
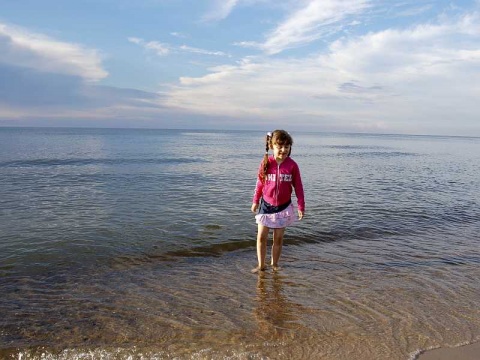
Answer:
(0, 346, 171, 360)
(410, 340, 480, 360)
(334, 151, 418, 158)
(163, 239, 255, 258)
(372, 254, 480, 270)
(161, 227, 392, 260)
(0, 158, 205, 168)
(181, 132, 232, 137)
(118, 227, 403, 267)
(322, 145, 391, 150)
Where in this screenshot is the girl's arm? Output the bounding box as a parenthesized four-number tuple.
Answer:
(252, 161, 265, 211)
(252, 178, 263, 210)
(292, 163, 305, 215)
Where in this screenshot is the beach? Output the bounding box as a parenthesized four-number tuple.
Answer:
(417, 342, 480, 360)
(1, 128, 479, 359)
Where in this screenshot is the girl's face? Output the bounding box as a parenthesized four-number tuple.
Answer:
(272, 141, 291, 162)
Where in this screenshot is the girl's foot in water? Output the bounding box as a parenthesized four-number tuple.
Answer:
(251, 266, 266, 274)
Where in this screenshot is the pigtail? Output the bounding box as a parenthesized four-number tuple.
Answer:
(259, 132, 272, 183)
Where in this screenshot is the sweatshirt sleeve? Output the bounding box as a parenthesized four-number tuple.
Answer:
(293, 162, 305, 212)
(252, 162, 264, 204)
(252, 178, 263, 204)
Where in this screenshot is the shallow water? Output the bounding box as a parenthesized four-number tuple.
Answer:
(1, 128, 479, 359)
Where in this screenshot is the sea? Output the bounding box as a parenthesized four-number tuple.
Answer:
(0, 127, 479, 360)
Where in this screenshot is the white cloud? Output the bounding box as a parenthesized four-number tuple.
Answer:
(202, 0, 240, 22)
(233, 40, 260, 49)
(129, 37, 229, 57)
(0, 26, 164, 122)
(161, 13, 480, 133)
(0, 23, 107, 81)
(179, 45, 229, 57)
(170, 32, 187, 38)
(261, 0, 371, 54)
(395, 4, 433, 17)
(128, 37, 170, 56)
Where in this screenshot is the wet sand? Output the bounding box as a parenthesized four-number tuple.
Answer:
(417, 342, 480, 360)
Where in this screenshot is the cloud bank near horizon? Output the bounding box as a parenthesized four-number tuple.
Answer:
(1, 1, 479, 135)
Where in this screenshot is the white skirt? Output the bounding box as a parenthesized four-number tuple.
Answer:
(255, 203, 296, 229)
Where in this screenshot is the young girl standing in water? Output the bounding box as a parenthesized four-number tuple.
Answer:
(251, 130, 305, 273)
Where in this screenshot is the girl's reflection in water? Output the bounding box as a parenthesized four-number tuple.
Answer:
(254, 272, 305, 339)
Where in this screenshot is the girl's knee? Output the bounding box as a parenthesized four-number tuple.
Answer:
(257, 234, 268, 243)
(273, 228, 285, 240)
(272, 238, 283, 246)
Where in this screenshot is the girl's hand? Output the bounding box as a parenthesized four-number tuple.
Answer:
(298, 210, 304, 220)
(251, 203, 259, 213)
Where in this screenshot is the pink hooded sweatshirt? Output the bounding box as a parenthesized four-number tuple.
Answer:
(253, 156, 305, 212)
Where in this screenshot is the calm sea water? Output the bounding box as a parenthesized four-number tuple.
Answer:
(0, 127, 479, 359)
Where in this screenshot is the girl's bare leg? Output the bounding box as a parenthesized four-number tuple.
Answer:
(252, 224, 269, 273)
(271, 227, 285, 270)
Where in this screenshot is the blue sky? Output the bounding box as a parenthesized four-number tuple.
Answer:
(1, 0, 479, 135)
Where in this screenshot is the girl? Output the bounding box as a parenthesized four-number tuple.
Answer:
(251, 130, 305, 273)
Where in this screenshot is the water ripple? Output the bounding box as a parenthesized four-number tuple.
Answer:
(0, 157, 205, 168)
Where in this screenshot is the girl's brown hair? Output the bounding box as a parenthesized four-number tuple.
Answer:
(259, 130, 293, 183)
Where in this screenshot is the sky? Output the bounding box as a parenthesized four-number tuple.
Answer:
(1, 0, 479, 135)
